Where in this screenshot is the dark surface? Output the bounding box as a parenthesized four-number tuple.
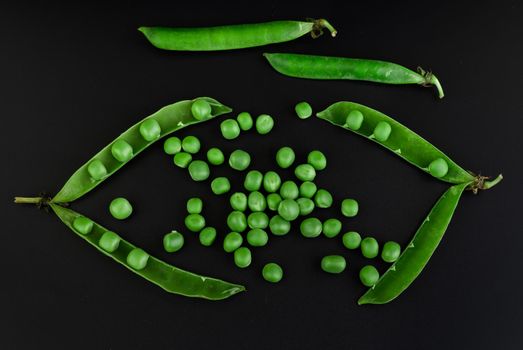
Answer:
(2, 2, 522, 349)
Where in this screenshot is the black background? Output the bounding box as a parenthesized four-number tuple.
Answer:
(2, 1, 522, 349)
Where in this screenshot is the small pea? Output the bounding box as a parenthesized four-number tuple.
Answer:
(266, 193, 283, 211)
(300, 217, 322, 238)
(98, 231, 120, 252)
(321, 255, 346, 274)
(275, 146, 295, 169)
(269, 215, 291, 236)
(341, 199, 359, 217)
(244, 170, 263, 191)
(255, 114, 274, 134)
(360, 265, 380, 287)
(207, 147, 225, 165)
(185, 214, 206, 232)
(199, 227, 217, 247)
(295, 101, 312, 119)
(191, 99, 211, 120)
(188, 160, 210, 181)
(173, 152, 192, 168)
(263, 171, 282, 192)
(345, 110, 364, 130)
(126, 248, 149, 270)
(181, 136, 201, 154)
(234, 247, 252, 268)
(262, 263, 283, 283)
(227, 211, 247, 232)
(314, 189, 333, 208)
(220, 119, 241, 140)
(223, 232, 243, 253)
(247, 228, 269, 247)
(111, 139, 134, 162)
(295, 164, 316, 181)
(230, 192, 247, 211)
(342, 231, 361, 250)
(307, 150, 327, 170)
(277, 199, 300, 221)
(87, 159, 107, 180)
(296, 197, 315, 216)
(381, 241, 401, 263)
(211, 177, 231, 195)
(163, 231, 184, 253)
(186, 197, 203, 214)
(237, 112, 253, 131)
(428, 158, 449, 178)
(280, 181, 299, 200)
(163, 137, 181, 155)
(248, 191, 266, 212)
(299, 181, 317, 198)
(109, 197, 133, 220)
(139, 119, 161, 141)
(73, 216, 93, 235)
(229, 149, 251, 171)
(323, 218, 342, 238)
(373, 121, 392, 142)
(248, 212, 269, 229)
(361, 237, 379, 259)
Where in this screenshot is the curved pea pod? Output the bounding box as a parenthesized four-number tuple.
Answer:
(52, 97, 231, 203)
(358, 182, 468, 305)
(50, 203, 245, 300)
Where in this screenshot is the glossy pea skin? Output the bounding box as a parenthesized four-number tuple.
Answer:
(234, 247, 252, 268)
(111, 139, 134, 162)
(342, 231, 361, 249)
(314, 189, 333, 208)
(163, 137, 182, 155)
(321, 255, 346, 274)
(191, 99, 211, 120)
(211, 177, 231, 195)
(173, 152, 192, 168)
(361, 237, 379, 259)
(229, 150, 251, 171)
(237, 112, 253, 131)
(188, 160, 210, 181)
(244, 170, 263, 191)
(230, 192, 248, 211)
(296, 197, 315, 216)
(248, 212, 269, 229)
(300, 217, 322, 238)
(227, 211, 247, 232)
(186, 197, 203, 214)
(295, 164, 316, 181)
(360, 265, 380, 287)
(262, 263, 283, 283)
(109, 197, 133, 220)
(127, 248, 150, 270)
(199, 227, 217, 246)
(267, 193, 283, 211)
(139, 119, 161, 141)
(295, 101, 312, 119)
(307, 150, 327, 170)
(248, 191, 266, 212)
(277, 199, 300, 221)
(185, 214, 206, 232)
(341, 198, 359, 217)
(182, 136, 201, 154)
(87, 159, 107, 180)
(428, 158, 449, 178)
(345, 110, 364, 130)
(99, 231, 120, 252)
(255, 114, 274, 134)
(269, 215, 291, 236)
(299, 181, 317, 198)
(323, 218, 342, 238)
(73, 216, 94, 235)
(223, 232, 243, 253)
(220, 119, 241, 140)
(207, 147, 225, 165)
(280, 181, 299, 199)
(373, 121, 392, 142)
(263, 171, 282, 192)
(381, 241, 401, 263)
(276, 147, 296, 168)
(163, 231, 184, 252)
(247, 228, 269, 247)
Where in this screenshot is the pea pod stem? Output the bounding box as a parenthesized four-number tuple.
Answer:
(419, 67, 445, 99)
(14, 196, 44, 204)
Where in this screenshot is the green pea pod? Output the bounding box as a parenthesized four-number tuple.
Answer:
(50, 203, 245, 300)
(139, 19, 337, 51)
(358, 182, 468, 305)
(264, 53, 444, 98)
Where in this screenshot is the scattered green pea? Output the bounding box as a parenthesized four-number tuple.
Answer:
(341, 199, 359, 217)
(275, 147, 295, 168)
(87, 159, 107, 180)
(220, 119, 241, 140)
(188, 160, 210, 181)
(186, 197, 203, 214)
(323, 218, 342, 238)
(111, 139, 134, 162)
(269, 215, 291, 236)
(381, 241, 401, 263)
(248, 212, 269, 229)
(223, 232, 243, 253)
(230, 192, 247, 211)
(295, 101, 312, 119)
(227, 211, 247, 232)
(98, 231, 120, 252)
(373, 121, 392, 142)
(280, 180, 299, 199)
(295, 164, 316, 181)
(229, 149, 251, 171)
(299, 181, 317, 198)
(139, 119, 161, 141)
(428, 158, 449, 178)
(181, 136, 201, 154)
(248, 191, 267, 212)
(266, 193, 283, 211)
(163, 231, 184, 253)
(163, 137, 181, 155)
(360, 265, 380, 287)
(361, 237, 379, 259)
(247, 228, 269, 247)
(244, 170, 263, 191)
(191, 99, 211, 120)
(185, 214, 206, 232)
(263, 171, 282, 192)
(296, 197, 315, 216)
(255, 114, 274, 134)
(262, 263, 283, 283)
(199, 227, 217, 247)
(109, 197, 133, 220)
(237, 112, 253, 131)
(211, 177, 231, 195)
(277, 199, 300, 221)
(307, 150, 327, 170)
(342, 231, 361, 250)
(173, 152, 192, 168)
(321, 255, 346, 274)
(73, 216, 93, 235)
(206, 147, 225, 165)
(314, 189, 333, 208)
(127, 248, 149, 270)
(300, 217, 322, 238)
(345, 110, 364, 130)
(234, 247, 252, 268)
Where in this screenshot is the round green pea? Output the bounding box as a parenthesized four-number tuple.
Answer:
(163, 231, 184, 253)
(269, 215, 291, 236)
(220, 119, 241, 140)
(382, 241, 401, 263)
(199, 227, 217, 247)
(237, 112, 253, 131)
(300, 217, 322, 238)
(229, 192, 247, 211)
(206, 147, 225, 165)
(109, 197, 133, 220)
(263, 171, 282, 193)
(248, 212, 269, 229)
(188, 160, 210, 181)
(234, 247, 252, 268)
(173, 152, 192, 168)
(345, 110, 364, 130)
(111, 139, 134, 162)
(139, 119, 161, 141)
(280, 181, 299, 200)
(185, 214, 206, 232)
(341, 199, 359, 217)
(99, 231, 120, 252)
(223, 232, 243, 253)
(247, 228, 269, 247)
(186, 197, 203, 214)
(321, 255, 346, 274)
(211, 177, 231, 195)
(266, 193, 282, 211)
(248, 191, 266, 212)
(275, 147, 295, 169)
(262, 263, 283, 283)
(87, 159, 107, 180)
(181, 136, 201, 154)
(295, 164, 316, 181)
(299, 181, 317, 198)
(360, 265, 380, 287)
(373, 121, 392, 142)
(307, 150, 327, 171)
(255, 114, 274, 134)
(73, 216, 93, 235)
(323, 218, 342, 238)
(191, 99, 211, 120)
(127, 248, 149, 270)
(227, 211, 247, 232)
(314, 189, 333, 208)
(229, 149, 251, 171)
(277, 199, 300, 221)
(428, 158, 449, 178)
(296, 197, 315, 216)
(361, 237, 379, 259)
(163, 137, 181, 155)
(244, 170, 263, 191)
(342, 231, 361, 250)
(295, 101, 312, 119)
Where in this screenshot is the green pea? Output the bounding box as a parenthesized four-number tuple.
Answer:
(428, 158, 449, 178)
(247, 228, 269, 247)
(109, 197, 133, 220)
(98, 231, 120, 252)
(248, 212, 269, 229)
(211, 177, 230, 195)
(269, 215, 291, 236)
(206, 147, 225, 165)
(87, 159, 107, 180)
(296, 197, 315, 216)
(163, 231, 184, 253)
(234, 247, 252, 268)
(127, 248, 149, 270)
(223, 232, 243, 253)
(361, 237, 379, 259)
(341, 198, 359, 217)
(186, 197, 203, 214)
(188, 160, 210, 181)
(229, 149, 251, 171)
(248, 191, 266, 212)
(237, 112, 253, 131)
(229, 192, 247, 211)
(359, 265, 380, 287)
(275, 146, 295, 169)
(307, 150, 327, 170)
(381, 241, 401, 263)
(373, 121, 392, 142)
(139, 119, 161, 141)
(263, 171, 282, 192)
(255, 114, 274, 134)
(181, 135, 201, 154)
(342, 231, 361, 250)
(173, 152, 192, 168)
(73, 216, 93, 235)
(280, 181, 299, 200)
(300, 217, 322, 238)
(185, 213, 206, 232)
(321, 255, 346, 274)
(220, 119, 241, 140)
(345, 110, 364, 130)
(277, 199, 300, 221)
(244, 170, 263, 191)
(299, 181, 317, 198)
(295, 101, 312, 119)
(227, 211, 247, 232)
(111, 139, 134, 162)
(295, 164, 316, 181)
(191, 99, 211, 120)
(266, 193, 283, 211)
(323, 218, 342, 238)
(163, 137, 181, 155)
(314, 189, 333, 208)
(262, 263, 283, 283)
(199, 227, 217, 247)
